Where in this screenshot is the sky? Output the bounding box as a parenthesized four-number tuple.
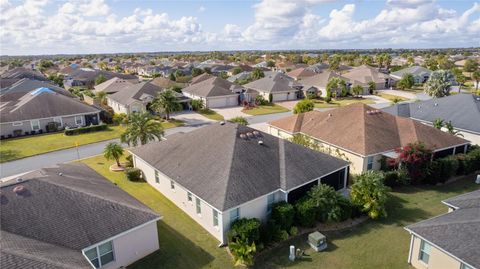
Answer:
(0, 0, 479, 55)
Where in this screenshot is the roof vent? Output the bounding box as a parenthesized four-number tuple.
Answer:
(252, 131, 260, 137)
(258, 140, 264, 145)
(16, 178, 23, 183)
(328, 113, 332, 117)
(220, 121, 225, 125)
(58, 172, 63, 176)
(246, 132, 254, 138)
(239, 133, 247, 139)
(13, 185, 26, 195)
(434, 103, 438, 106)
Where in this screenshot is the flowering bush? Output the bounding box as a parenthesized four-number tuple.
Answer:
(390, 142, 432, 184)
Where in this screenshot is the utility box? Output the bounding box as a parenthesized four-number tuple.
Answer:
(308, 231, 327, 252)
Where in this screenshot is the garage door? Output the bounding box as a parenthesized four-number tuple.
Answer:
(272, 93, 288, 102)
(207, 98, 227, 108)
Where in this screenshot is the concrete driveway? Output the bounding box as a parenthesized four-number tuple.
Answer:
(274, 100, 299, 110)
(171, 111, 214, 126)
(212, 107, 250, 120)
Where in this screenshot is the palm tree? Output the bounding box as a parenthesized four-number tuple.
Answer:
(445, 121, 464, 137)
(229, 241, 256, 266)
(433, 118, 444, 129)
(424, 70, 455, 97)
(121, 112, 164, 146)
(96, 91, 107, 105)
(350, 171, 389, 219)
(104, 142, 124, 167)
(152, 90, 181, 120)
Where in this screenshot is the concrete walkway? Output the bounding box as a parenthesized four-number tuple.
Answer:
(212, 107, 250, 120)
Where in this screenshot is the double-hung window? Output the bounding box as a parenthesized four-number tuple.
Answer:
(367, 156, 374, 170)
(75, 116, 83, 126)
(461, 264, 474, 269)
(31, 120, 40, 131)
(267, 193, 275, 214)
(155, 171, 159, 183)
(170, 180, 175, 190)
(187, 192, 193, 202)
(418, 240, 431, 264)
(213, 209, 219, 227)
(230, 208, 240, 223)
(196, 198, 201, 215)
(84, 241, 114, 268)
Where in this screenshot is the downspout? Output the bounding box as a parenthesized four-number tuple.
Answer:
(407, 234, 414, 264)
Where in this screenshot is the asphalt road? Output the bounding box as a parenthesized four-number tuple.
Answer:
(0, 112, 291, 178)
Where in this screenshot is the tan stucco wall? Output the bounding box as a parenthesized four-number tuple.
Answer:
(410, 235, 462, 269)
(102, 221, 159, 269)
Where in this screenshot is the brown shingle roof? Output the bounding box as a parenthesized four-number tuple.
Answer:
(287, 68, 316, 79)
(269, 103, 468, 156)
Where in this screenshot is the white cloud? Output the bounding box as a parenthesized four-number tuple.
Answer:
(198, 6, 205, 13)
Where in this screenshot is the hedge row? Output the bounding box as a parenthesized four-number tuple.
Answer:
(64, 124, 108, 136)
(426, 147, 480, 185)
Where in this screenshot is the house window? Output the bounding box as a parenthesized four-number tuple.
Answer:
(12, 121, 23, 126)
(418, 240, 431, 264)
(170, 180, 175, 190)
(367, 156, 374, 170)
(31, 120, 40, 130)
(213, 209, 219, 227)
(196, 198, 201, 215)
(187, 192, 192, 202)
(267, 193, 275, 213)
(461, 264, 474, 269)
(230, 208, 240, 223)
(75, 116, 83, 125)
(155, 171, 159, 183)
(84, 241, 114, 268)
(53, 117, 62, 126)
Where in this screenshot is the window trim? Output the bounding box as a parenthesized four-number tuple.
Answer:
(30, 119, 40, 130)
(418, 240, 431, 265)
(170, 180, 175, 191)
(187, 192, 193, 203)
(84, 240, 115, 268)
(12, 121, 23, 126)
(213, 209, 219, 228)
(196, 197, 202, 216)
(367, 156, 374, 170)
(230, 207, 240, 223)
(74, 115, 83, 126)
(154, 170, 159, 183)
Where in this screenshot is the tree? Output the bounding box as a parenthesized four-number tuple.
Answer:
(424, 70, 455, 97)
(103, 142, 124, 167)
(308, 184, 343, 222)
(326, 77, 347, 98)
(266, 60, 275, 68)
(352, 85, 363, 97)
(191, 99, 204, 111)
(169, 72, 176, 81)
(152, 90, 182, 120)
(95, 74, 107, 85)
(350, 171, 389, 219)
(293, 99, 314, 114)
(228, 116, 249, 125)
(96, 91, 107, 105)
(229, 241, 256, 266)
(445, 121, 463, 137)
(472, 70, 480, 91)
(192, 68, 204, 77)
(463, 59, 479, 73)
(47, 74, 64, 87)
(251, 68, 265, 80)
(433, 118, 444, 129)
(383, 53, 392, 69)
(367, 81, 376, 94)
(397, 73, 415, 90)
(232, 67, 242, 75)
(392, 142, 432, 184)
(121, 112, 164, 146)
(329, 55, 341, 71)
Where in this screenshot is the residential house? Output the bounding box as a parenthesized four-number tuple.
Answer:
(305, 63, 329, 73)
(383, 94, 480, 145)
(342, 65, 393, 92)
(405, 189, 480, 269)
(390, 66, 432, 84)
(0, 78, 73, 97)
(0, 163, 160, 269)
(106, 82, 167, 114)
(93, 77, 135, 95)
(244, 72, 299, 102)
(0, 88, 100, 138)
(286, 67, 316, 81)
(227, 71, 251, 83)
(150, 77, 184, 89)
(227, 64, 254, 76)
(63, 68, 137, 89)
(0, 67, 46, 82)
(130, 123, 349, 245)
(268, 103, 469, 174)
(182, 76, 241, 108)
(298, 70, 347, 97)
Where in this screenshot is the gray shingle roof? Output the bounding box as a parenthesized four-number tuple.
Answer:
(0, 78, 73, 97)
(0, 90, 100, 123)
(406, 190, 480, 269)
(130, 123, 348, 211)
(390, 66, 432, 78)
(182, 76, 241, 97)
(382, 94, 480, 134)
(0, 163, 159, 269)
(244, 72, 297, 94)
(443, 189, 480, 209)
(1, 67, 46, 81)
(107, 81, 163, 106)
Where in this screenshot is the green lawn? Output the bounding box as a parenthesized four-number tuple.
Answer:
(243, 104, 290, 116)
(314, 97, 375, 108)
(376, 92, 410, 102)
(197, 109, 225, 121)
(78, 155, 234, 269)
(254, 176, 478, 269)
(0, 120, 182, 163)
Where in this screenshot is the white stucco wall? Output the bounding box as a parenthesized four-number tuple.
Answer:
(409, 235, 462, 269)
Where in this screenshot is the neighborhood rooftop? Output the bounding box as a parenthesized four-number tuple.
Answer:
(130, 123, 348, 211)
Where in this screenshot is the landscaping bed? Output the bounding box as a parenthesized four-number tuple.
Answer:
(313, 97, 375, 108)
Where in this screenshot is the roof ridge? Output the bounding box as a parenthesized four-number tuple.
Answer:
(222, 124, 243, 210)
(278, 139, 287, 190)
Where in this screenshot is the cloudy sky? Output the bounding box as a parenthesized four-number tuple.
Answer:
(1, 0, 479, 55)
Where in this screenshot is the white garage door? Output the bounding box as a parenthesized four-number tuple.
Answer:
(207, 96, 238, 108)
(272, 93, 288, 102)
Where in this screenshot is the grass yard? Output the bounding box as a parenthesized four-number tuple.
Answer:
(376, 92, 410, 102)
(197, 109, 225, 121)
(78, 155, 234, 269)
(0, 125, 126, 163)
(243, 104, 290, 116)
(158, 119, 185, 129)
(314, 97, 375, 108)
(254, 176, 478, 269)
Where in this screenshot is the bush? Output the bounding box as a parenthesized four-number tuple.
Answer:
(427, 156, 459, 184)
(228, 218, 261, 244)
(228, 116, 249, 126)
(295, 197, 317, 227)
(112, 113, 127, 125)
(351, 171, 389, 219)
(271, 201, 295, 230)
(306, 92, 317, 99)
(293, 99, 315, 114)
(337, 196, 353, 221)
(191, 99, 204, 111)
(383, 170, 399, 187)
(308, 184, 343, 222)
(324, 96, 332, 103)
(268, 93, 273, 103)
(64, 124, 108, 136)
(279, 230, 289, 241)
(125, 155, 133, 168)
(289, 226, 298, 237)
(124, 167, 142, 181)
(255, 95, 268, 105)
(260, 219, 279, 244)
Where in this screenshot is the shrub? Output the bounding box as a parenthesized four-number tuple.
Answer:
(124, 167, 142, 181)
(289, 226, 298, 237)
(260, 219, 279, 244)
(125, 155, 133, 168)
(306, 92, 317, 99)
(268, 93, 273, 103)
(427, 156, 459, 184)
(229, 241, 256, 267)
(271, 201, 295, 230)
(228, 116, 249, 126)
(112, 113, 127, 125)
(295, 197, 317, 227)
(391, 142, 432, 184)
(64, 124, 108, 136)
(324, 96, 332, 103)
(279, 230, 289, 241)
(255, 95, 268, 105)
(228, 218, 261, 244)
(293, 99, 315, 114)
(383, 170, 399, 187)
(308, 183, 343, 222)
(191, 99, 204, 111)
(337, 195, 353, 221)
(350, 171, 389, 219)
